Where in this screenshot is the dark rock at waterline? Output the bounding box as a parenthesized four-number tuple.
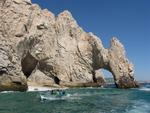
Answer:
(0, 75, 27, 91)
(116, 76, 140, 88)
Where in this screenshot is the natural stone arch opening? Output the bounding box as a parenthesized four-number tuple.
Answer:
(102, 69, 115, 85)
(21, 52, 38, 78)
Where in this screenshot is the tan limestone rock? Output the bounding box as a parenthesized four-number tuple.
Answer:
(0, 0, 139, 91)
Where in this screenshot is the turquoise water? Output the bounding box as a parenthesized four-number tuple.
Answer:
(0, 86, 150, 113)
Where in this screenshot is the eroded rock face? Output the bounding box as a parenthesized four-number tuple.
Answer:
(0, 0, 139, 91)
(0, 33, 27, 91)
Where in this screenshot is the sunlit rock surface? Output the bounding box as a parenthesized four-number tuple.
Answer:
(0, 0, 139, 91)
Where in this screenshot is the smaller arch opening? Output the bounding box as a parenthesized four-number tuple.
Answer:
(53, 76, 60, 85)
(21, 52, 38, 78)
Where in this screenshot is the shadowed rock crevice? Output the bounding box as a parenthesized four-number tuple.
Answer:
(21, 52, 38, 78)
(53, 76, 60, 85)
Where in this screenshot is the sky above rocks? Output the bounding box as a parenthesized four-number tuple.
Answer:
(32, 0, 150, 81)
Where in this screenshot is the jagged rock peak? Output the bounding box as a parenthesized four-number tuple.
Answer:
(57, 10, 78, 28)
(88, 32, 103, 44)
(110, 37, 124, 49)
(58, 10, 73, 18)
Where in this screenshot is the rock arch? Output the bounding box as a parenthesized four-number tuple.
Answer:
(0, 0, 139, 91)
(91, 35, 139, 88)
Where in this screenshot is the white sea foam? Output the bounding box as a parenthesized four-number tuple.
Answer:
(40, 93, 81, 101)
(40, 95, 62, 101)
(139, 87, 150, 91)
(0, 91, 14, 93)
(0, 86, 56, 93)
(27, 86, 52, 92)
(27, 86, 68, 92)
(126, 100, 150, 113)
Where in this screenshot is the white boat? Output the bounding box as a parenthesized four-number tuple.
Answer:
(39, 90, 66, 101)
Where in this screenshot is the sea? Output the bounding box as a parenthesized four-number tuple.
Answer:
(0, 83, 150, 113)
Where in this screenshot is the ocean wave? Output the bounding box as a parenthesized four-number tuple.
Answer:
(71, 92, 94, 97)
(126, 100, 150, 113)
(139, 87, 150, 91)
(27, 86, 68, 92)
(0, 91, 15, 94)
(40, 93, 81, 101)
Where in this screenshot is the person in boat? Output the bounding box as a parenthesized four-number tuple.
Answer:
(59, 90, 65, 96)
(50, 89, 65, 96)
(51, 90, 54, 94)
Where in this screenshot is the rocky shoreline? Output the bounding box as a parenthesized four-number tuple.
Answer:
(0, 0, 139, 91)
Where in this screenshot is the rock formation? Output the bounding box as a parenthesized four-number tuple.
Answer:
(0, 0, 139, 91)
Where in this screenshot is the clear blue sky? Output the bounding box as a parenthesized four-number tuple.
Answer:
(32, 0, 150, 81)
